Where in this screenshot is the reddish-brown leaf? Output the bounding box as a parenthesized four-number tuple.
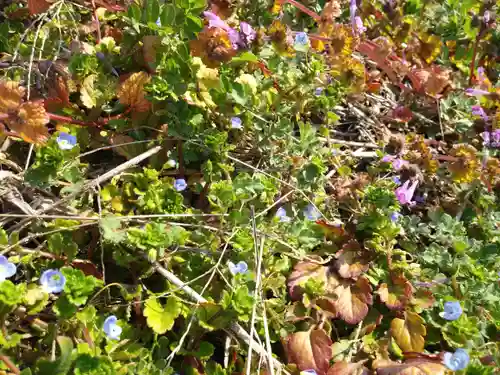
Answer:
(0, 80, 25, 113)
(288, 260, 328, 300)
(373, 358, 447, 375)
(117, 72, 151, 112)
(378, 274, 413, 310)
(6, 102, 49, 144)
(328, 361, 371, 375)
(28, 0, 52, 15)
(408, 65, 451, 97)
(327, 275, 373, 324)
(334, 240, 370, 279)
(285, 329, 333, 375)
(390, 106, 413, 123)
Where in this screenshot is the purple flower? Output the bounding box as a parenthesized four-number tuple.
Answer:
(390, 212, 401, 222)
(304, 204, 321, 220)
(40, 269, 66, 294)
(439, 301, 462, 321)
(315, 88, 324, 96)
(103, 315, 122, 340)
(481, 131, 491, 145)
(492, 129, 500, 144)
(354, 16, 367, 33)
(381, 155, 394, 163)
(228, 261, 248, 275)
(239, 22, 256, 48)
(472, 105, 488, 120)
(276, 207, 291, 222)
(203, 11, 231, 31)
(395, 179, 418, 206)
(477, 67, 487, 83)
(294, 32, 309, 46)
(443, 349, 469, 371)
(173, 178, 187, 192)
(231, 117, 242, 129)
(465, 88, 490, 96)
(0, 255, 16, 282)
(228, 28, 242, 50)
(393, 176, 401, 185)
(56, 132, 77, 150)
(484, 11, 490, 23)
(392, 158, 409, 171)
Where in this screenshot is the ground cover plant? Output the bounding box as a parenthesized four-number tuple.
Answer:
(0, 0, 498, 374)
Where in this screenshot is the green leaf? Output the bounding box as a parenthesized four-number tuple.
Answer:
(73, 353, 115, 375)
(0, 229, 7, 245)
(53, 295, 78, 319)
(0, 330, 23, 348)
(144, 297, 181, 334)
(145, 0, 160, 24)
(0, 280, 26, 308)
(193, 341, 214, 360)
(160, 4, 177, 26)
(61, 267, 103, 306)
(48, 233, 78, 260)
(195, 302, 236, 331)
(37, 336, 74, 375)
(128, 3, 142, 22)
(100, 216, 126, 244)
(24, 285, 49, 315)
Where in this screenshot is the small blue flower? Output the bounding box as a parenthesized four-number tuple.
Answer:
(304, 204, 321, 220)
(439, 301, 462, 321)
(156, 17, 161, 27)
(173, 178, 187, 192)
(393, 176, 401, 185)
(314, 87, 324, 96)
(231, 117, 242, 129)
(443, 349, 469, 371)
(40, 269, 66, 294)
(390, 212, 401, 222)
(294, 32, 309, 46)
(228, 261, 248, 275)
(300, 371, 318, 375)
(276, 207, 291, 223)
(0, 255, 16, 282)
(56, 133, 77, 150)
(103, 315, 122, 340)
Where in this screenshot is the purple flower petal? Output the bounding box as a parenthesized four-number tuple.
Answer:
(465, 88, 490, 96)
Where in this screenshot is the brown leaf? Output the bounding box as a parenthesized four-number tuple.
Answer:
(335, 241, 370, 279)
(6, 102, 49, 144)
(328, 361, 371, 375)
(390, 106, 413, 123)
(28, 0, 52, 15)
(285, 329, 333, 375)
(0, 80, 25, 113)
(143, 36, 161, 70)
(410, 289, 435, 310)
(409, 65, 451, 97)
(373, 358, 447, 375)
(378, 274, 413, 310)
(288, 260, 328, 300)
(390, 312, 426, 353)
(117, 71, 151, 112)
(328, 275, 373, 324)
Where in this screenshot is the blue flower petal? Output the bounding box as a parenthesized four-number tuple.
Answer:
(103, 315, 122, 340)
(439, 301, 462, 321)
(443, 349, 469, 371)
(40, 269, 66, 294)
(173, 178, 187, 192)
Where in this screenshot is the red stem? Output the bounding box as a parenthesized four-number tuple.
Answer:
(285, 0, 321, 21)
(0, 354, 20, 375)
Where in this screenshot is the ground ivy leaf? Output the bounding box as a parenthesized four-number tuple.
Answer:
(390, 312, 426, 353)
(410, 289, 435, 310)
(327, 360, 370, 375)
(328, 275, 373, 324)
(100, 216, 126, 244)
(144, 296, 181, 334)
(373, 358, 447, 375)
(287, 260, 328, 300)
(285, 328, 333, 375)
(334, 240, 370, 279)
(378, 274, 413, 310)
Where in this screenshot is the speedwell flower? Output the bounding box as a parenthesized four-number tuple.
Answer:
(40, 269, 66, 293)
(439, 301, 462, 321)
(443, 349, 469, 371)
(0, 255, 16, 282)
(276, 207, 291, 222)
(304, 204, 321, 220)
(228, 261, 248, 275)
(56, 132, 77, 150)
(173, 178, 187, 192)
(103, 315, 122, 340)
(231, 117, 242, 129)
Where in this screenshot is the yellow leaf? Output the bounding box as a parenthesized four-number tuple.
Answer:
(0, 80, 24, 113)
(390, 312, 426, 353)
(80, 75, 97, 109)
(118, 72, 151, 112)
(6, 102, 49, 144)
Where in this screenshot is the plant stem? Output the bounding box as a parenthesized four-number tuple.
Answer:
(0, 353, 20, 375)
(285, 0, 321, 21)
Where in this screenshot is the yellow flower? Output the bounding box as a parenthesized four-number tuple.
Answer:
(448, 144, 479, 183)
